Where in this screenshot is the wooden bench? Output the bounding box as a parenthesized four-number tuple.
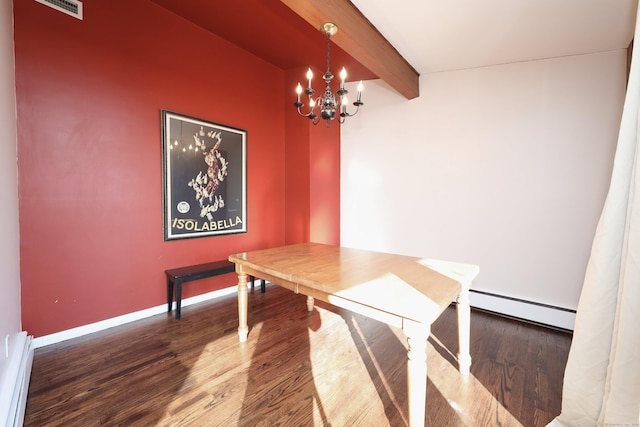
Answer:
(166, 260, 265, 320)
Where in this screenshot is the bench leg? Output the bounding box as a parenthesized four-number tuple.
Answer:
(248, 276, 266, 293)
(167, 277, 174, 314)
(176, 280, 182, 320)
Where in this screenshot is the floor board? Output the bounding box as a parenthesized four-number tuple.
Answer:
(24, 285, 572, 426)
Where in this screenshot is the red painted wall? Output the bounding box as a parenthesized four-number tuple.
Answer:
(309, 112, 340, 245)
(14, 0, 289, 337)
(284, 67, 311, 244)
(284, 67, 341, 245)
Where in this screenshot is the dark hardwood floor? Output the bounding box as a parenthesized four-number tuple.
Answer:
(24, 285, 572, 426)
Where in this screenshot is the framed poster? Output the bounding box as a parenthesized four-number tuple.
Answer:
(161, 110, 247, 240)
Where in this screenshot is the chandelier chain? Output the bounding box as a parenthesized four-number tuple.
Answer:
(326, 31, 331, 74)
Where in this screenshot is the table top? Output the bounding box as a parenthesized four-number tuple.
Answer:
(229, 242, 479, 324)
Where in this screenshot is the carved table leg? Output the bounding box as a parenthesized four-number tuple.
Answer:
(456, 286, 472, 375)
(404, 321, 430, 427)
(306, 295, 314, 312)
(237, 272, 249, 342)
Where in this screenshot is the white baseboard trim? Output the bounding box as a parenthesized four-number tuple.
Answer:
(33, 285, 242, 349)
(33, 283, 573, 349)
(470, 290, 576, 331)
(0, 331, 34, 427)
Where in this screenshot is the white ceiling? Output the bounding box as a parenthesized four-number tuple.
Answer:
(350, 0, 638, 74)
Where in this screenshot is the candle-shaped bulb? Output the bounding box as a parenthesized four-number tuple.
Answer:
(296, 82, 302, 103)
(340, 67, 347, 89)
(309, 98, 316, 108)
(306, 68, 313, 89)
(357, 81, 363, 102)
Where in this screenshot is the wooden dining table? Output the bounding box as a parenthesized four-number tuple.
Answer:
(229, 242, 479, 427)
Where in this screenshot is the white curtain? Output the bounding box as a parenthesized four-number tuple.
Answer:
(548, 6, 640, 427)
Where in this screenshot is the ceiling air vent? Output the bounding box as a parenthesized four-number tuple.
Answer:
(34, 0, 83, 20)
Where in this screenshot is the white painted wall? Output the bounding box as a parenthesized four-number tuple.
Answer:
(0, 1, 32, 425)
(0, 0, 22, 348)
(341, 50, 626, 325)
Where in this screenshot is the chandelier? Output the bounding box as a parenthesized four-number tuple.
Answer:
(294, 23, 363, 126)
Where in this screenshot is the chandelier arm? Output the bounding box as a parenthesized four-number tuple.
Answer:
(339, 101, 363, 118)
(295, 100, 317, 118)
(295, 107, 314, 118)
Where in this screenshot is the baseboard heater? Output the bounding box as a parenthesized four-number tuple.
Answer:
(469, 289, 576, 332)
(0, 332, 34, 427)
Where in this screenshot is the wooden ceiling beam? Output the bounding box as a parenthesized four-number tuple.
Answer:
(279, 0, 420, 100)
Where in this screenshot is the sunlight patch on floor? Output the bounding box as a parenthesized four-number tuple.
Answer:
(307, 308, 393, 426)
(310, 308, 525, 426)
(424, 331, 523, 426)
(160, 322, 262, 426)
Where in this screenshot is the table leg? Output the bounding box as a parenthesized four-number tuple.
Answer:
(456, 287, 472, 375)
(237, 273, 249, 342)
(306, 295, 314, 312)
(404, 322, 430, 427)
